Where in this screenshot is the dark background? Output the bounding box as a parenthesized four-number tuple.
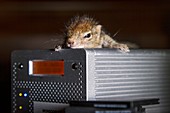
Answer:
(0, 0, 170, 112)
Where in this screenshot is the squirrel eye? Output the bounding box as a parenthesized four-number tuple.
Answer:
(84, 33, 91, 38)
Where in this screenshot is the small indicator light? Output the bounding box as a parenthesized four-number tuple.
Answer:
(19, 106, 23, 110)
(23, 93, 28, 97)
(19, 93, 22, 97)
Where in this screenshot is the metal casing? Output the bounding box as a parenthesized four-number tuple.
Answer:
(85, 49, 170, 113)
(11, 49, 86, 113)
(11, 49, 170, 113)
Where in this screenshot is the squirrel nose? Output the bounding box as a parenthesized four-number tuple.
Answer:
(67, 40, 74, 46)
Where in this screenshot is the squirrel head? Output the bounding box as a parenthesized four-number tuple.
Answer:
(65, 15, 102, 48)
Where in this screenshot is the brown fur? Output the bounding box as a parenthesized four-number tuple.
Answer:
(64, 15, 130, 52)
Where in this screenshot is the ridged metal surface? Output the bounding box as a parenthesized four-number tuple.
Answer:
(94, 50, 170, 113)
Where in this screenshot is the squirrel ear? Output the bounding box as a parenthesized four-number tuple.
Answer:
(92, 25, 102, 38)
(94, 25, 102, 38)
(96, 25, 102, 33)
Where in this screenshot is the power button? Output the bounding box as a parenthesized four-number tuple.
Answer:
(71, 63, 79, 70)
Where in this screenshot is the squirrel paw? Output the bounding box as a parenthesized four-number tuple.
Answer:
(54, 45, 62, 51)
(113, 44, 130, 52)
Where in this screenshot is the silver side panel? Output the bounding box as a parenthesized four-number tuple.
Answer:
(85, 49, 170, 113)
(85, 49, 96, 100)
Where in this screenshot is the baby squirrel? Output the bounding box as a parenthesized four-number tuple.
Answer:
(56, 15, 131, 52)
